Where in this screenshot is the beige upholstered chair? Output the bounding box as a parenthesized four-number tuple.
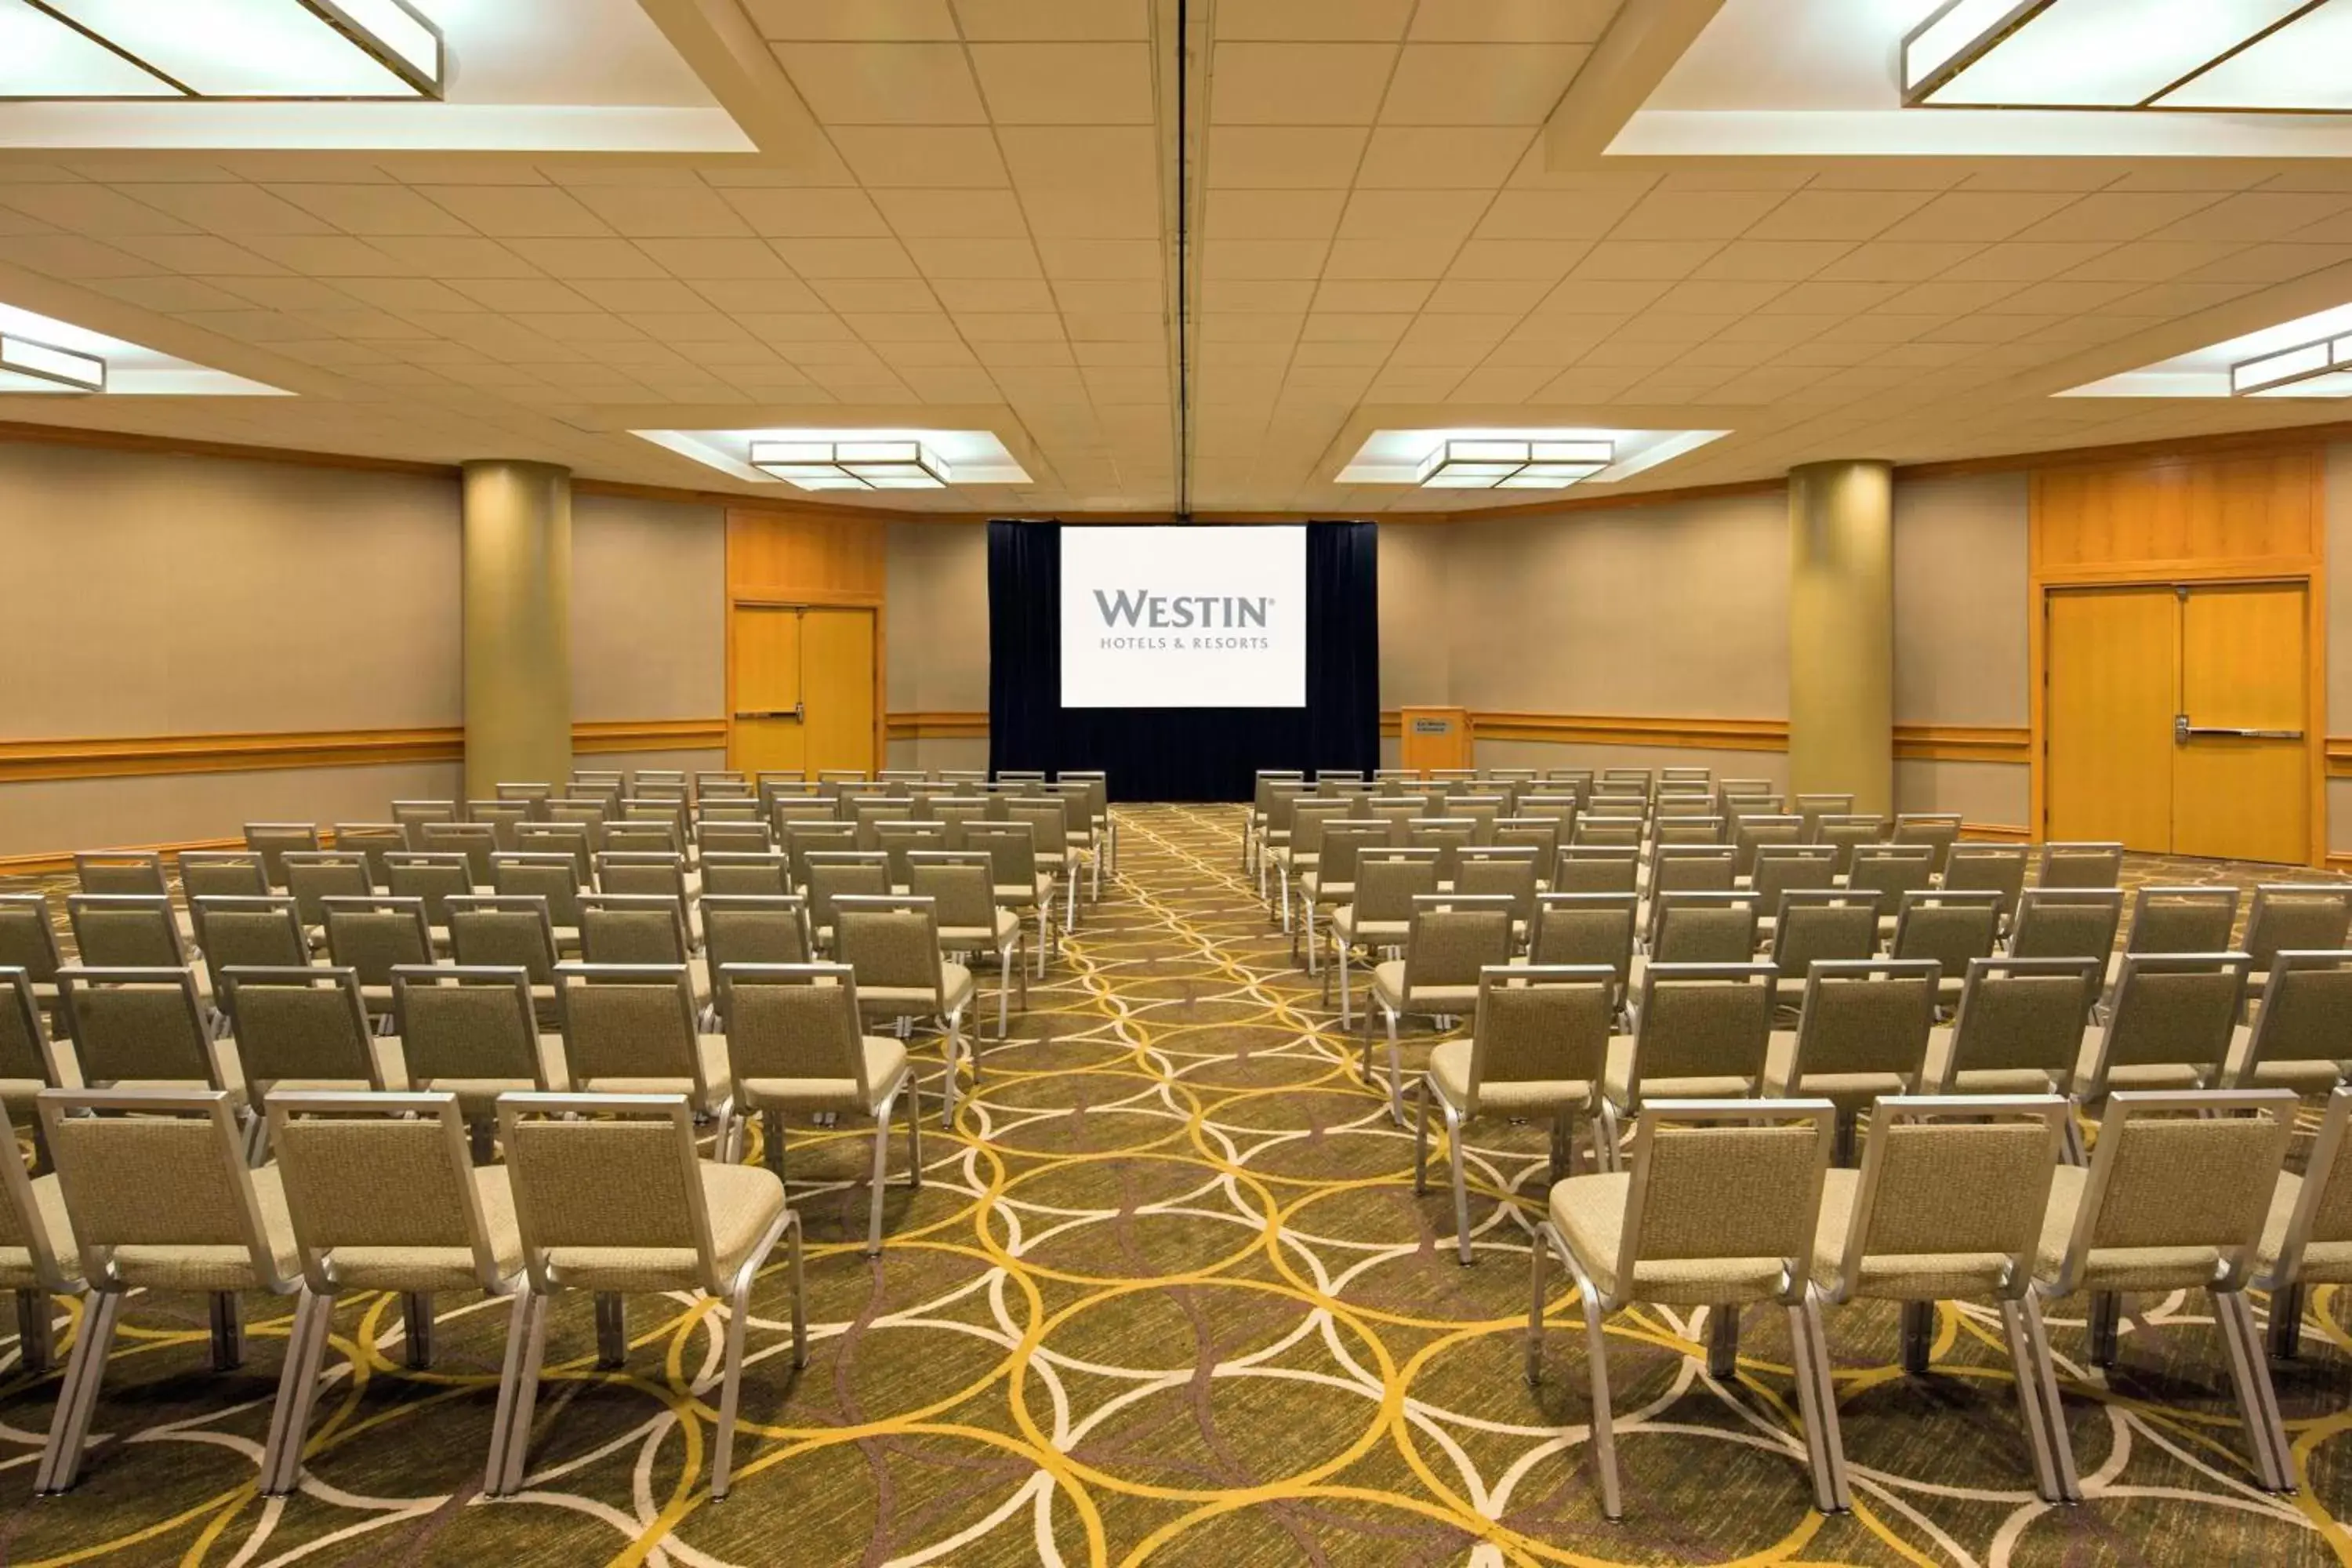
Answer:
(1889, 890, 2002, 1006)
(391, 965, 564, 1158)
(260, 1090, 524, 1495)
(190, 895, 311, 973)
(1407, 817, 1478, 882)
(0, 898, 64, 1028)
(2228, 950, 2352, 1094)
(1766, 891, 1880, 986)
(1814, 815, 1888, 878)
(488, 1092, 806, 1501)
(1600, 962, 1779, 1163)
(604, 821, 683, 860)
(466, 799, 532, 852)
(833, 895, 975, 1126)
(557, 964, 733, 1123)
(702, 895, 814, 976)
(243, 822, 321, 889)
(1007, 798, 1087, 931)
(1813, 1095, 2071, 1501)
(383, 851, 474, 942)
(1646, 845, 1737, 909)
(1528, 1098, 1845, 1519)
(1270, 800, 1346, 933)
(2243, 886, 2352, 994)
(393, 798, 460, 847)
(1414, 965, 1614, 1263)
(66, 894, 208, 1010)
(1941, 844, 2029, 927)
(2105, 886, 2239, 990)
(1925, 955, 2103, 1107)
(700, 851, 792, 898)
(180, 851, 271, 909)
(595, 851, 699, 921)
(219, 966, 401, 1128)
(1453, 844, 1540, 946)
(805, 851, 891, 954)
(718, 963, 922, 1254)
(322, 895, 437, 1028)
(1522, 893, 1638, 1018)
(0, 1095, 79, 1376)
(74, 851, 168, 899)
(2254, 1087, 2352, 1363)
(963, 822, 1055, 977)
(445, 895, 561, 1025)
(0, 969, 74, 1162)
(421, 822, 500, 887)
(579, 893, 708, 1010)
(1327, 848, 1439, 1026)
(55, 967, 252, 1151)
(1646, 890, 1760, 965)
(2007, 887, 2123, 964)
(1732, 814, 1802, 880)
(1552, 844, 1639, 897)
(1793, 793, 1854, 842)
(785, 821, 856, 890)
(2032, 1089, 2298, 1499)
(492, 852, 587, 953)
(1766, 959, 1939, 1160)
(1298, 820, 1394, 973)
(2035, 841, 2124, 890)
(1749, 843, 1842, 914)
(1365, 895, 1514, 1125)
(1890, 812, 1962, 873)
(1845, 843, 1935, 917)
(2077, 952, 2249, 1101)
(907, 851, 1022, 1037)
(34, 1087, 301, 1494)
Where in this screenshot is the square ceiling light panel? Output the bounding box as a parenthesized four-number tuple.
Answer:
(1903, 0, 2351, 111)
(1338, 428, 1729, 491)
(0, 332, 103, 393)
(0, 300, 287, 395)
(2061, 300, 2352, 399)
(0, 0, 441, 100)
(637, 428, 1034, 492)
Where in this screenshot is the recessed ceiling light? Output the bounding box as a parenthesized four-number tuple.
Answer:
(2231, 332, 2352, 397)
(0, 0, 443, 100)
(1901, 0, 2346, 113)
(749, 438, 953, 492)
(1412, 437, 1613, 491)
(0, 332, 103, 394)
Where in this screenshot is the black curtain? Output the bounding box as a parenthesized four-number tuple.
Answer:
(988, 521, 1378, 802)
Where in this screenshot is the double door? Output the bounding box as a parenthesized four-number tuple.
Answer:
(729, 604, 877, 777)
(2045, 581, 2310, 862)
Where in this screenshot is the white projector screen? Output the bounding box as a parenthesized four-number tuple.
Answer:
(1060, 525, 1307, 709)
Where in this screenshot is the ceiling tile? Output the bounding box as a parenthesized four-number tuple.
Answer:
(1208, 190, 1348, 239)
(930, 277, 1058, 310)
(825, 128, 1011, 188)
(1215, 1, 1414, 40)
(1036, 238, 1165, 278)
(416, 187, 613, 239)
(954, 0, 1149, 39)
(904, 237, 1044, 278)
(807, 278, 940, 311)
(632, 239, 796, 279)
(111, 183, 336, 236)
(1475, 188, 1644, 239)
(1203, 238, 1330, 279)
(1353, 127, 1533, 188)
(1446, 238, 1592, 278)
(1406, 0, 1623, 42)
(1378, 45, 1592, 125)
(565, 185, 754, 239)
(0, 183, 194, 234)
(771, 238, 921, 278)
(1211, 45, 1396, 124)
(742, 0, 956, 39)
(1337, 189, 1489, 242)
(871, 188, 1032, 238)
(771, 44, 988, 125)
(968, 44, 1156, 123)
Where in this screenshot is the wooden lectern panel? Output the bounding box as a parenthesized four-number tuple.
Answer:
(1399, 706, 1472, 773)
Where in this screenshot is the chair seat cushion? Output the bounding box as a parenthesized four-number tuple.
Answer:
(741, 1035, 911, 1116)
(549, 1160, 786, 1293)
(325, 1166, 524, 1293)
(113, 1163, 299, 1292)
(407, 1033, 571, 1116)
(2258, 1171, 2352, 1284)
(1330, 909, 1406, 947)
(0, 1171, 80, 1292)
(1370, 961, 1477, 1016)
(940, 909, 1022, 950)
(1549, 1172, 1793, 1305)
(1428, 1038, 1592, 1116)
(1601, 1033, 1766, 1110)
(2036, 1165, 2226, 1294)
(572, 1033, 733, 1112)
(255, 1035, 408, 1101)
(1809, 1167, 2015, 1303)
(2223, 1022, 2347, 1094)
(859, 962, 978, 1018)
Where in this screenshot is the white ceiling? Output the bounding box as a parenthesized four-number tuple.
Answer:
(0, 0, 2350, 515)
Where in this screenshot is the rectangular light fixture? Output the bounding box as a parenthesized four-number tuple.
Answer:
(2232, 332, 2352, 397)
(1901, 0, 2342, 112)
(749, 438, 953, 492)
(0, 332, 104, 393)
(1414, 437, 1613, 491)
(0, 0, 442, 100)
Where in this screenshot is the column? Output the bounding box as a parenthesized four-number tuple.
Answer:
(1788, 460, 1894, 815)
(462, 459, 572, 799)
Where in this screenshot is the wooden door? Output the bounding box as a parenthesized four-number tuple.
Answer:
(799, 607, 877, 775)
(730, 606, 806, 775)
(2044, 588, 2176, 852)
(2172, 583, 2308, 864)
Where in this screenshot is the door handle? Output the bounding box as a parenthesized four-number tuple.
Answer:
(2174, 714, 2302, 742)
(732, 706, 805, 720)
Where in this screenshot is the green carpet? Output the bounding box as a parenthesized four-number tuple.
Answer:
(3, 804, 2349, 1565)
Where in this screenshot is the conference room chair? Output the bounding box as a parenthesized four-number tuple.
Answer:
(1813, 815, 1887, 878)
(716, 963, 921, 1255)
(1749, 844, 1842, 927)
(510, 826, 593, 889)
(624, 796, 692, 850)
(0, 1098, 79, 1375)
(383, 851, 474, 947)
(2105, 886, 2240, 992)
(596, 851, 699, 929)
(1363, 794, 1430, 837)
(391, 966, 561, 1160)
(1298, 821, 1396, 973)
(1406, 816, 1477, 884)
(556, 965, 733, 1134)
(833, 895, 975, 1125)
(330, 824, 406, 891)
(73, 851, 168, 903)
(785, 820, 856, 889)
(1722, 789, 1784, 821)
(962, 822, 1056, 978)
(936, 768, 988, 789)
(1646, 891, 1761, 967)
(1447, 794, 1506, 844)
(992, 769, 1042, 786)
(1661, 766, 1711, 790)
(1891, 813, 1963, 875)
(1253, 780, 1306, 891)
(2033, 1088, 2298, 1500)
(702, 896, 815, 985)
(283, 851, 372, 949)
(698, 821, 774, 863)
(698, 769, 752, 794)
(877, 769, 930, 792)
(849, 798, 912, 851)
(1513, 791, 1577, 829)
(1812, 1094, 2072, 1502)
(875, 820, 951, 891)
(1490, 816, 1561, 866)
(1454, 845, 1540, 949)
(243, 822, 321, 890)
(33, 1088, 300, 1495)
(572, 767, 625, 793)
(2077, 952, 2249, 1107)
(1845, 844, 1936, 930)
(2253, 1086, 2352, 1363)
(1572, 815, 1642, 851)
(1941, 843, 2030, 929)
(1523, 893, 1639, 1022)
(392, 798, 459, 847)
(67, 891, 200, 976)
(1554, 844, 1639, 898)
(1011, 798, 1093, 931)
(465, 800, 532, 852)
(1766, 892, 1886, 997)
(1416, 965, 1615, 1264)
(1924, 955, 2103, 1109)
(697, 851, 788, 899)
(804, 851, 892, 955)
(2007, 887, 2124, 964)
(0, 901, 64, 1034)
(907, 851, 1023, 1037)
(180, 850, 270, 906)
(546, 798, 608, 850)
(1599, 767, 1653, 799)
(322, 895, 437, 1029)
(2242, 886, 2352, 996)
(2218, 950, 2352, 1098)
(634, 766, 688, 791)
(494, 782, 554, 817)
(1599, 963, 1779, 1162)
(1363, 894, 1515, 1125)
(1325, 847, 1438, 1026)
(1765, 959, 1940, 1160)
(419, 822, 499, 887)
(191, 895, 311, 974)
(579, 894, 708, 1010)
(1058, 771, 1114, 876)
(1793, 793, 1855, 842)
(925, 797, 989, 849)
(770, 797, 834, 837)
(1889, 889, 2003, 1007)
(1268, 799, 1345, 933)
(487, 1091, 804, 1501)
(217, 967, 398, 1152)
(1527, 1098, 1845, 1521)
(2035, 841, 2125, 890)
(491, 853, 588, 953)
(1644, 845, 1736, 920)
(1733, 815, 1803, 880)
(445, 895, 561, 1026)
(53, 964, 241, 1112)
(1652, 812, 1725, 849)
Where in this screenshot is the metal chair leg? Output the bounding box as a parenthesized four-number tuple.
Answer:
(1383, 1007, 1406, 1127)
(209, 1291, 244, 1371)
(483, 1288, 532, 1498)
(1411, 1077, 1432, 1196)
(2086, 1290, 2122, 1367)
(594, 1292, 626, 1369)
(1581, 1275, 1623, 1520)
(401, 1290, 434, 1369)
(1998, 1298, 2063, 1503)
(1900, 1300, 1934, 1375)
(496, 1290, 550, 1495)
(14, 1289, 53, 1375)
(38, 1287, 122, 1494)
(1792, 1292, 1850, 1513)
(1708, 1304, 1740, 1379)
(713, 1277, 751, 1501)
(2216, 1290, 2296, 1494)
(2267, 1282, 2306, 1361)
(1444, 1101, 1472, 1266)
(2022, 1291, 2080, 1502)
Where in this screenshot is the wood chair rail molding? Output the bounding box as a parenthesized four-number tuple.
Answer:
(0, 720, 730, 784)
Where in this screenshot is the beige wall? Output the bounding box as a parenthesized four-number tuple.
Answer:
(1889, 471, 2031, 827)
(571, 493, 724, 724)
(0, 764, 464, 858)
(885, 521, 989, 769)
(1376, 521, 1450, 712)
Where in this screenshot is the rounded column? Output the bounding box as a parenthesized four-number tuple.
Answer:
(462, 459, 572, 800)
(1788, 460, 1893, 815)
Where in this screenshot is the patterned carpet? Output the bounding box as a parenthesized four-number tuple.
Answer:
(4, 805, 2352, 1565)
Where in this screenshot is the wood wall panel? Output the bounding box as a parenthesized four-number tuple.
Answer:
(2031, 452, 2321, 577)
(727, 507, 887, 602)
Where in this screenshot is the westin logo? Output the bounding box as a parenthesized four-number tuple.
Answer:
(1094, 590, 1271, 630)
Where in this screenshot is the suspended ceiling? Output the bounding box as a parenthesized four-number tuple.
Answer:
(2, 0, 2352, 515)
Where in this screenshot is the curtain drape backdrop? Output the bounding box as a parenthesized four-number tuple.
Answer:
(988, 521, 1379, 802)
